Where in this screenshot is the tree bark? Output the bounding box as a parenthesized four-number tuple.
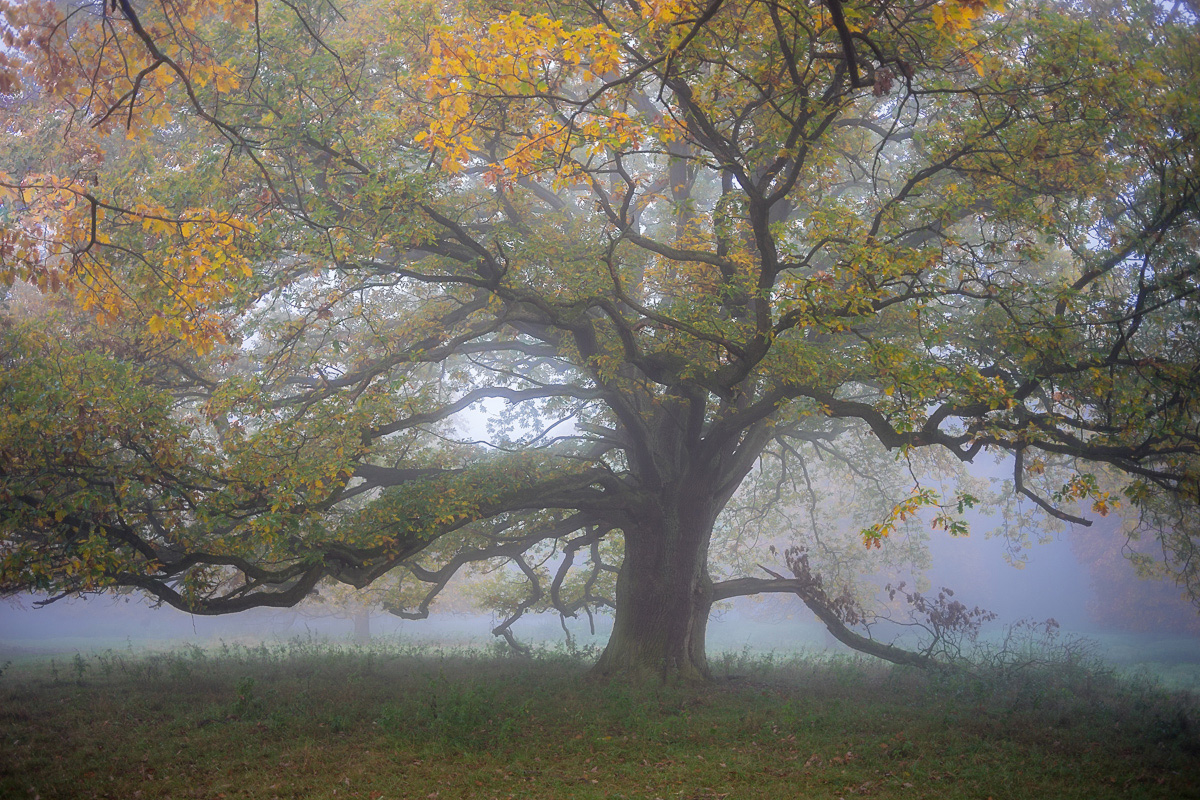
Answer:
(593, 494, 716, 681)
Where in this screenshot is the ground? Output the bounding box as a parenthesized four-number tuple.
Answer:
(1, 639, 1198, 799)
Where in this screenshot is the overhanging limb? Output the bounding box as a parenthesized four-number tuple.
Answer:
(712, 573, 935, 668)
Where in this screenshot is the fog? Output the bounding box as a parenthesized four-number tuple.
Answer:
(6, 522, 1199, 689)
(4, 401, 1198, 683)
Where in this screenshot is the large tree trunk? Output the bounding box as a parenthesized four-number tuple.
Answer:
(593, 494, 716, 681)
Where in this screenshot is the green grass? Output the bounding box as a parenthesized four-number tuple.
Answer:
(1, 639, 1197, 799)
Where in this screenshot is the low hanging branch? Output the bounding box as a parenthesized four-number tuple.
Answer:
(712, 547, 1008, 670)
(713, 569, 936, 669)
(1014, 448, 1092, 526)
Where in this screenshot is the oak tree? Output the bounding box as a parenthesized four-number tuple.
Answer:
(1, 0, 1198, 679)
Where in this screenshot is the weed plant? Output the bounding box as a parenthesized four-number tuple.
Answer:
(0, 636, 1196, 799)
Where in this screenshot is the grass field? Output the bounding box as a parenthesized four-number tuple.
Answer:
(1, 639, 1198, 800)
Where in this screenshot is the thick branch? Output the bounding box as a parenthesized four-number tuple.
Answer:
(712, 575, 935, 668)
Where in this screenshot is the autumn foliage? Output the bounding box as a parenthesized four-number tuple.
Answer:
(1, 0, 1198, 677)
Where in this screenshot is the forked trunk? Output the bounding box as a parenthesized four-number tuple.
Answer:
(593, 500, 716, 681)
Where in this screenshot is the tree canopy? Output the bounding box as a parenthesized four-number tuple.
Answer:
(1, 0, 1198, 679)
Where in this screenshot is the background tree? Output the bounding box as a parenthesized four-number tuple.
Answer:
(1, 0, 1198, 680)
(1070, 512, 1200, 636)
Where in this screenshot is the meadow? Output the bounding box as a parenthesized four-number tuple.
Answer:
(1, 638, 1198, 800)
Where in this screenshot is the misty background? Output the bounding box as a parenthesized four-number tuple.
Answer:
(5, 412, 1198, 683)
(6, 512, 1200, 691)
